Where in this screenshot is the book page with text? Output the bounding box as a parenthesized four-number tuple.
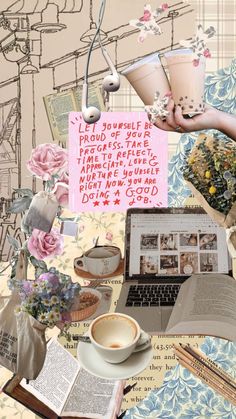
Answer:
(62, 369, 124, 418)
(21, 339, 79, 415)
(166, 274, 236, 340)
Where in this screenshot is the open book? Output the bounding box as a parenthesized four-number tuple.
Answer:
(44, 84, 105, 145)
(166, 274, 236, 341)
(15, 339, 125, 419)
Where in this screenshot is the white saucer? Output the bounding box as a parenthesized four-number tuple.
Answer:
(77, 341, 153, 380)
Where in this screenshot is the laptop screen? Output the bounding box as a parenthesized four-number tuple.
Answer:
(125, 207, 229, 282)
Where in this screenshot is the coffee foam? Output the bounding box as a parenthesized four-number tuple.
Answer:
(85, 246, 120, 259)
(91, 314, 138, 348)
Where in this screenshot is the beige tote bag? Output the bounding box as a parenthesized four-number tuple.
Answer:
(0, 251, 47, 380)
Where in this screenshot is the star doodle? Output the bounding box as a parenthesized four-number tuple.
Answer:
(93, 201, 99, 207)
(113, 199, 120, 205)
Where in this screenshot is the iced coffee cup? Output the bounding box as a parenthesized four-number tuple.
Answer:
(121, 52, 171, 105)
(164, 48, 206, 115)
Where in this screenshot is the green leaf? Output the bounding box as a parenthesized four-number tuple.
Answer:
(7, 235, 20, 250)
(30, 255, 47, 271)
(8, 196, 32, 214)
(13, 188, 34, 198)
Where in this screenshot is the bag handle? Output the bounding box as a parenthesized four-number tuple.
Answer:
(15, 250, 28, 281)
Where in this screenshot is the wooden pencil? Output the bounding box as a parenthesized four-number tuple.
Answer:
(177, 358, 236, 406)
(180, 343, 236, 390)
(174, 347, 236, 401)
(175, 344, 236, 391)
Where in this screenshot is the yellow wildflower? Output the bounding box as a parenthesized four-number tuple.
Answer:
(188, 157, 195, 165)
(209, 186, 216, 195)
(205, 170, 211, 179)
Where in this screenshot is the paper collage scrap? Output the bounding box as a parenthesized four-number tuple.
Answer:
(0, 0, 235, 418)
(69, 112, 168, 212)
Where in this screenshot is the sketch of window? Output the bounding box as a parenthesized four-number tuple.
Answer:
(0, 1, 197, 261)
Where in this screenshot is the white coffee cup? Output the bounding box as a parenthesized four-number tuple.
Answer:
(122, 52, 171, 105)
(75, 246, 121, 277)
(88, 313, 151, 363)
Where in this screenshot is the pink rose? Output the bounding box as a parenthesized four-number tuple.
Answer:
(27, 143, 68, 181)
(106, 232, 113, 241)
(139, 10, 152, 22)
(28, 228, 63, 260)
(203, 48, 211, 58)
(54, 172, 69, 207)
(161, 3, 168, 11)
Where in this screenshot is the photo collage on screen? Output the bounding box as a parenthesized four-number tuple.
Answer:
(139, 233, 218, 275)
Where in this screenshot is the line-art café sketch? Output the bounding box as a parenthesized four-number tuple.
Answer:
(0, 0, 194, 260)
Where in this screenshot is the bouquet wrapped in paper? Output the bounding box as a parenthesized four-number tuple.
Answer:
(183, 133, 236, 228)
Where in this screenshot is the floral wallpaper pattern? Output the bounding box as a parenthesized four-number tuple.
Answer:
(124, 337, 236, 418)
(168, 59, 236, 207)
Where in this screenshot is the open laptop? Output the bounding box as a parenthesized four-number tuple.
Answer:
(116, 207, 231, 334)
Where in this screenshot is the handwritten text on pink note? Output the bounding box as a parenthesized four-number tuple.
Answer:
(69, 112, 168, 212)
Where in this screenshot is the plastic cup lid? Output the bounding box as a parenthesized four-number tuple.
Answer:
(164, 48, 193, 57)
(121, 52, 161, 75)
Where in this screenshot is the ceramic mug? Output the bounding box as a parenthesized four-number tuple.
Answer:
(88, 312, 151, 363)
(76, 245, 121, 276)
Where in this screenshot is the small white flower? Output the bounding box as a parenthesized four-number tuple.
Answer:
(50, 295, 59, 305)
(145, 91, 170, 122)
(26, 296, 34, 305)
(42, 298, 51, 306)
(53, 311, 61, 321)
(47, 311, 57, 322)
(129, 3, 168, 43)
(52, 306, 60, 313)
(180, 25, 216, 62)
(38, 313, 48, 323)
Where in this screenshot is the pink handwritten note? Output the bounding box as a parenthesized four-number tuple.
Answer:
(69, 112, 168, 212)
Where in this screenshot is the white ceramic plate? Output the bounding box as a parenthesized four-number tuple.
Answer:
(77, 340, 153, 380)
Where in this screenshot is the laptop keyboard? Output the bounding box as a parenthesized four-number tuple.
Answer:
(125, 284, 181, 307)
